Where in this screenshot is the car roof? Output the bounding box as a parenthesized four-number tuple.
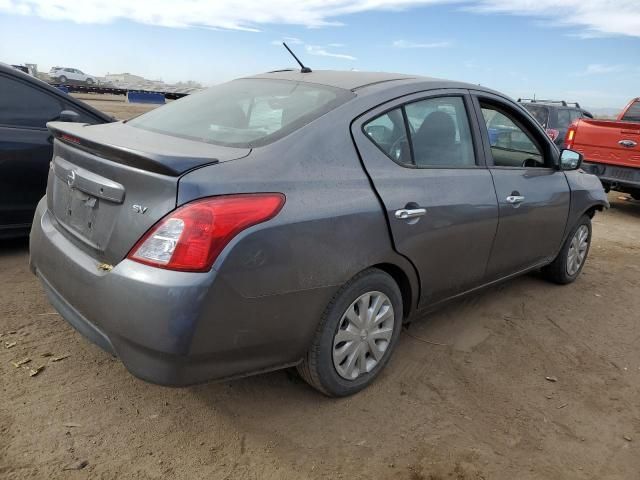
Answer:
(0, 62, 111, 121)
(247, 69, 423, 91)
(246, 69, 498, 98)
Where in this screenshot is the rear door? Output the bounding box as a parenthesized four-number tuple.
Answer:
(351, 90, 499, 306)
(470, 91, 570, 279)
(0, 73, 102, 232)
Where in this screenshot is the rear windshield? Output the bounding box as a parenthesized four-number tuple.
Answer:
(522, 104, 549, 128)
(128, 79, 354, 147)
(621, 101, 640, 122)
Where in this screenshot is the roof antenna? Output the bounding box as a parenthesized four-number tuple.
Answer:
(282, 42, 312, 73)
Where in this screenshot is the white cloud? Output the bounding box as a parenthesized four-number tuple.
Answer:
(467, 1, 640, 38)
(392, 39, 451, 48)
(270, 38, 355, 60)
(305, 45, 356, 61)
(574, 64, 630, 76)
(0, 0, 639, 38)
(271, 36, 303, 46)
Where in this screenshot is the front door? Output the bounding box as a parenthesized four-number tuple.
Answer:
(471, 92, 570, 279)
(351, 91, 499, 307)
(0, 73, 101, 234)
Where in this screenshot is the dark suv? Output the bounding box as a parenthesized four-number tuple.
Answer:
(0, 63, 111, 238)
(518, 99, 593, 147)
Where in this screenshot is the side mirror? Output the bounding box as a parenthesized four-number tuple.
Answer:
(559, 149, 583, 170)
(59, 110, 80, 122)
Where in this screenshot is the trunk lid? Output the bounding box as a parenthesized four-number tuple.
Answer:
(46, 121, 250, 264)
(572, 119, 640, 169)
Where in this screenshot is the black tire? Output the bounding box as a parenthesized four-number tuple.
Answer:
(86, 78, 94, 85)
(58, 75, 67, 84)
(297, 268, 403, 397)
(631, 191, 640, 201)
(542, 215, 592, 285)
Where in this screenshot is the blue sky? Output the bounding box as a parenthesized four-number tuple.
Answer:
(1, 0, 638, 109)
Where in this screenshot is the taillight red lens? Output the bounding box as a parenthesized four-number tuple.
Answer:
(128, 193, 285, 272)
(564, 122, 578, 149)
(545, 128, 559, 141)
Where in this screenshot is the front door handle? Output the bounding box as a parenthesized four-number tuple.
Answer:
(506, 195, 525, 204)
(394, 208, 427, 220)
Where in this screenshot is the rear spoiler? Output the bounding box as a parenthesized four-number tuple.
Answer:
(48, 122, 219, 176)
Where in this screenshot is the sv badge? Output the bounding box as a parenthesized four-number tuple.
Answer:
(132, 204, 148, 214)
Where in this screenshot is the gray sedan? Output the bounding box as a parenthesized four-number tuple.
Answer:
(29, 70, 608, 396)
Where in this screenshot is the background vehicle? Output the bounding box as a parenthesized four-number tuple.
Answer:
(49, 66, 97, 85)
(29, 70, 607, 397)
(0, 63, 111, 238)
(518, 99, 593, 146)
(565, 97, 640, 199)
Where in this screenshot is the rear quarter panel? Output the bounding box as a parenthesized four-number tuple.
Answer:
(177, 102, 419, 360)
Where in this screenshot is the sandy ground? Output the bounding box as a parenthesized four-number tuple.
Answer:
(1, 199, 639, 480)
(1, 98, 639, 479)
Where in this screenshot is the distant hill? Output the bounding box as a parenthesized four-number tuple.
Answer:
(584, 107, 621, 119)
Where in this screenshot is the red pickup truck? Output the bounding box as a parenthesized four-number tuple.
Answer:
(565, 98, 640, 199)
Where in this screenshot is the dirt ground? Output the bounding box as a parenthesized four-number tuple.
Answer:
(72, 93, 161, 120)
(1, 98, 640, 479)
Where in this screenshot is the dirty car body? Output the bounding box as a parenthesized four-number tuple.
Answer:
(30, 70, 608, 394)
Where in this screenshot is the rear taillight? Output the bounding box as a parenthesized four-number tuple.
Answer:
(564, 122, 578, 149)
(545, 128, 559, 142)
(128, 193, 285, 272)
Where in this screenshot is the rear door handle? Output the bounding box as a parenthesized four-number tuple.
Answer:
(394, 208, 427, 219)
(506, 195, 525, 204)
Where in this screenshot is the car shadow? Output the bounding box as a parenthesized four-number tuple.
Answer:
(0, 237, 29, 257)
(187, 270, 553, 411)
(608, 194, 640, 218)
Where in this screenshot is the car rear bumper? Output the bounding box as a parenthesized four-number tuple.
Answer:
(30, 199, 335, 386)
(582, 161, 640, 189)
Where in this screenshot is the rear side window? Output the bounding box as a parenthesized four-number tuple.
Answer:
(557, 109, 572, 128)
(523, 105, 549, 128)
(128, 79, 353, 147)
(363, 96, 476, 168)
(363, 107, 412, 165)
(0, 75, 65, 128)
(621, 101, 640, 122)
(405, 97, 475, 167)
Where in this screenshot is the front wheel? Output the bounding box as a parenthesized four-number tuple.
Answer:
(543, 215, 592, 284)
(58, 75, 67, 83)
(297, 268, 403, 397)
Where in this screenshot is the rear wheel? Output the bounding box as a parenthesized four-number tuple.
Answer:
(543, 215, 592, 284)
(297, 268, 403, 397)
(630, 191, 640, 201)
(86, 78, 94, 85)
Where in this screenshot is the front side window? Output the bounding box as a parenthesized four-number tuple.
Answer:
(621, 101, 640, 122)
(128, 79, 353, 147)
(482, 104, 546, 168)
(363, 96, 476, 168)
